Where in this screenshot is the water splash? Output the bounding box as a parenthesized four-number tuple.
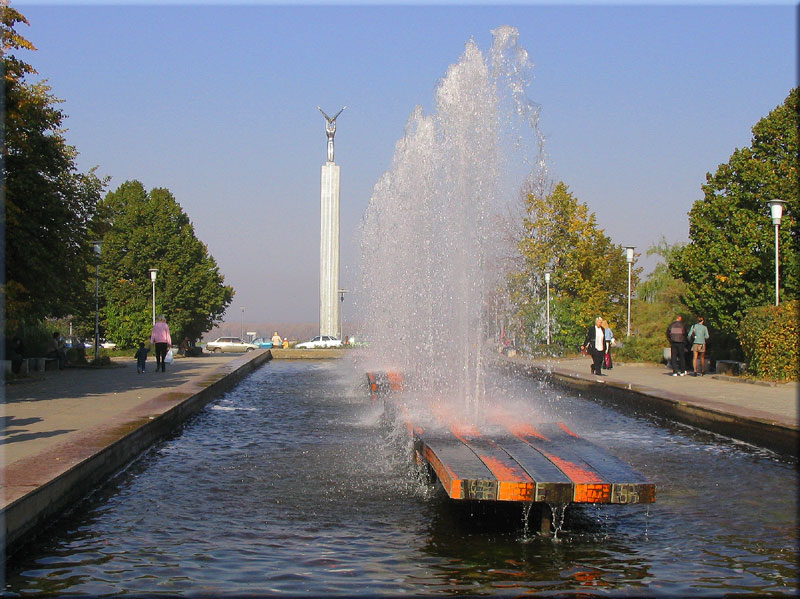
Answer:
(520, 501, 536, 542)
(357, 26, 545, 418)
(550, 502, 567, 539)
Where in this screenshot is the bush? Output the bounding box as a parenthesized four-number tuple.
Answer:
(3, 321, 55, 357)
(90, 355, 111, 367)
(614, 334, 665, 363)
(66, 345, 88, 365)
(739, 300, 799, 381)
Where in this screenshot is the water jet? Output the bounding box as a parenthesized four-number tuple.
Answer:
(359, 27, 655, 534)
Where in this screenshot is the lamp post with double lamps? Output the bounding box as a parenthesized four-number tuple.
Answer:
(148, 269, 158, 326)
(92, 241, 102, 361)
(767, 199, 787, 306)
(544, 271, 551, 345)
(625, 247, 635, 338)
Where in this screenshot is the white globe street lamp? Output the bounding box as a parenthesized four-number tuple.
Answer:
(767, 199, 787, 306)
(625, 247, 635, 338)
(148, 269, 158, 326)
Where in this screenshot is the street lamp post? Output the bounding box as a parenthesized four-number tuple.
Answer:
(544, 271, 551, 345)
(767, 199, 787, 306)
(92, 241, 102, 361)
(241, 307, 245, 340)
(148, 269, 158, 326)
(338, 289, 349, 341)
(625, 247, 635, 338)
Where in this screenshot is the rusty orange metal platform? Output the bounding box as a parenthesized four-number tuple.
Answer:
(368, 372, 655, 509)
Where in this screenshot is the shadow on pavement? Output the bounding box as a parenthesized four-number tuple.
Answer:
(1, 429, 75, 444)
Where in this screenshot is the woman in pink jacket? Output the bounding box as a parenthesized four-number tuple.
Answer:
(150, 314, 172, 372)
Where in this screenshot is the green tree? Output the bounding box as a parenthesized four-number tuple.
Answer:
(98, 181, 233, 347)
(2, 6, 105, 330)
(637, 237, 686, 305)
(512, 182, 638, 348)
(670, 88, 799, 342)
(615, 238, 691, 363)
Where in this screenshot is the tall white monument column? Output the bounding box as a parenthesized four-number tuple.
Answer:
(318, 106, 345, 338)
(319, 161, 340, 337)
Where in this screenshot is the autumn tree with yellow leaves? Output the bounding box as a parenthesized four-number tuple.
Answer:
(510, 182, 639, 350)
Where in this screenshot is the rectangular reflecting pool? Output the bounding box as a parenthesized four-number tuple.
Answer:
(4, 360, 797, 596)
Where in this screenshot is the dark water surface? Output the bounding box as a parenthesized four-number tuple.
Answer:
(4, 360, 797, 596)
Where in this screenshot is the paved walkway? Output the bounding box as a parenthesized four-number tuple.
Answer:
(520, 356, 798, 428)
(2, 354, 241, 468)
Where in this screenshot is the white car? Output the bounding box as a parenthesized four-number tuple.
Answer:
(205, 337, 258, 353)
(83, 339, 117, 350)
(295, 335, 343, 349)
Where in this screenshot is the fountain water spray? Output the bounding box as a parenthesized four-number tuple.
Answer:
(358, 26, 547, 419)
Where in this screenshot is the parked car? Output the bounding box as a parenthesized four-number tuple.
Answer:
(251, 337, 274, 349)
(83, 339, 117, 350)
(295, 335, 343, 349)
(205, 337, 258, 353)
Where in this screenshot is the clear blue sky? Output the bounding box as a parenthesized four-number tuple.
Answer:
(14, 2, 797, 324)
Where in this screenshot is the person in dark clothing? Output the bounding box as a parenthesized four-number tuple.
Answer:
(46, 332, 67, 369)
(134, 342, 149, 373)
(666, 315, 688, 376)
(583, 317, 606, 376)
(9, 337, 25, 374)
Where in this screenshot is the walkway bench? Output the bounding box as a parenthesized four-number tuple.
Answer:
(715, 359, 745, 376)
(31, 357, 59, 371)
(2, 357, 58, 374)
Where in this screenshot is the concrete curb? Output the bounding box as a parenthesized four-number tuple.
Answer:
(495, 358, 798, 457)
(270, 348, 346, 359)
(1, 349, 272, 557)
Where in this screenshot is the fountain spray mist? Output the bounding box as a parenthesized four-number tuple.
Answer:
(358, 26, 547, 418)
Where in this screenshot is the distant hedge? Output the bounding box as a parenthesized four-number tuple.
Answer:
(739, 300, 799, 381)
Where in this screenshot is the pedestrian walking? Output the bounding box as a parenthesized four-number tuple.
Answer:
(666, 315, 688, 376)
(584, 317, 606, 376)
(134, 342, 149, 373)
(46, 332, 67, 370)
(600, 318, 615, 370)
(150, 314, 172, 372)
(688, 316, 710, 376)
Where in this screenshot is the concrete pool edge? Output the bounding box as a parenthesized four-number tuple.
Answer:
(1, 349, 272, 558)
(494, 357, 798, 457)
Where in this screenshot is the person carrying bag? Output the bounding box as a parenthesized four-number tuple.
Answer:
(150, 314, 172, 373)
